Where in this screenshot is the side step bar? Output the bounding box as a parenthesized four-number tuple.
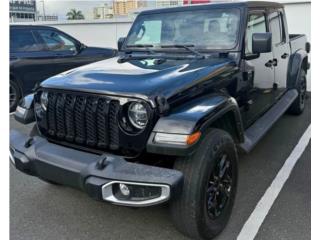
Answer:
(239, 89, 298, 153)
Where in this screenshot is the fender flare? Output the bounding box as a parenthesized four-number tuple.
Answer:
(287, 49, 308, 89)
(147, 94, 244, 156)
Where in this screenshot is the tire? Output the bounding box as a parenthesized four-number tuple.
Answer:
(10, 80, 21, 112)
(170, 129, 238, 240)
(288, 69, 307, 115)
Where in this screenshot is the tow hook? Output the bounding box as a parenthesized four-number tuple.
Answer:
(96, 155, 109, 170)
(24, 137, 34, 148)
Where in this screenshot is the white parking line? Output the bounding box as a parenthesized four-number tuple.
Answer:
(10, 112, 15, 116)
(237, 124, 311, 240)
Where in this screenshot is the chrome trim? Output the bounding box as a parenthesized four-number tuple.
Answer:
(9, 149, 15, 166)
(101, 181, 170, 207)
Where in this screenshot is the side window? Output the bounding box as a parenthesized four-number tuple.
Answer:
(10, 29, 42, 52)
(268, 11, 284, 45)
(245, 12, 267, 54)
(37, 30, 76, 52)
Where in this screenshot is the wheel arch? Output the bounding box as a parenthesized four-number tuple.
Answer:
(287, 49, 308, 89)
(205, 109, 244, 144)
(147, 94, 245, 156)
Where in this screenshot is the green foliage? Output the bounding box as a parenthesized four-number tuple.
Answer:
(66, 9, 85, 20)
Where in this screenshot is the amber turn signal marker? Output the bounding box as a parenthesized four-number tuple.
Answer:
(186, 131, 201, 145)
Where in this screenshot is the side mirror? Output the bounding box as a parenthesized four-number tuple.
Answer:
(118, 37, 126, 51)
(75, 42, 85, 53)
(252, 32, 272, 54)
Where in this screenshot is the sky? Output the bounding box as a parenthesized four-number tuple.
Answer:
(35, 0, 163, 20)
(36, 0, 116, 20)
(35, 0, 304, 20)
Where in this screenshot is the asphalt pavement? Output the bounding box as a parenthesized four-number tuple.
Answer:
(10, 95, 311, 240)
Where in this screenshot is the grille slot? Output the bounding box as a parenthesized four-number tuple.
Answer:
(45, 91, 120, 150)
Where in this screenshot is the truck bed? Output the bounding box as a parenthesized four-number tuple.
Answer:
(289, 34, 308, 53)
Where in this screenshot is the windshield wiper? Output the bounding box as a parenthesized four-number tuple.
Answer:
(117, 52, 203, 63)
(125, 44, 156, 55)
(160, 44, 205, 59)
(126, 44, 154, 48)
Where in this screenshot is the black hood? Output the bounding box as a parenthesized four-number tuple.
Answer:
(41, 56, 238, 105)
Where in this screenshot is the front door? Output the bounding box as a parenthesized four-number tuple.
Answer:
(243, 10, 276, 127)
(35, 28, 83, 75)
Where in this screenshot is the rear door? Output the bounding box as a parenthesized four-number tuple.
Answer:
(10, 28, 57, 94)
(268, 8, 290, 97)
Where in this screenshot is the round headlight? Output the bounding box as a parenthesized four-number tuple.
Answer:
(128, 102, 148, 129)
(40, 91, 48, 111)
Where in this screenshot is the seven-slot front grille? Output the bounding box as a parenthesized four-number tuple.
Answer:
(44, 91, 120, 150)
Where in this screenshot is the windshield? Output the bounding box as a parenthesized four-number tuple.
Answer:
(125, 8, 241, 51)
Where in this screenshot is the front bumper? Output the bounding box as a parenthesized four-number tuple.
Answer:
(10, 130, 183, 207)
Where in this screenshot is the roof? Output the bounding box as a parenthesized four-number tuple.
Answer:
(139, 1, 283, 15)
(10, 25, 56, 30)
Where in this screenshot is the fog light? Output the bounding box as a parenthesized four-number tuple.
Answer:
(102, 181, 170, 206)
(119, 183, 130, 196)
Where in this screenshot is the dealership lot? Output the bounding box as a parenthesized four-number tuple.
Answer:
(10, 96, 310, 240)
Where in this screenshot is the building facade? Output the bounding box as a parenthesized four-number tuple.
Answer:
(113, 0, 139, 16)
(37, 15, 59, 21)
(156, 0, 183, 7)
(183, 0, 211, 4)
(93, 3, 114, 19)
(9, 0, 36, 22)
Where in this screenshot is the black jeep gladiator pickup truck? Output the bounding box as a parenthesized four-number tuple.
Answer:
(10, 1, 310, 239)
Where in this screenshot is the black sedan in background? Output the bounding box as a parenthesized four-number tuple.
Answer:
(10, 25, 117, 111)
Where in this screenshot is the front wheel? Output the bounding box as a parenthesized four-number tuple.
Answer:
(170, 129, 238, 240)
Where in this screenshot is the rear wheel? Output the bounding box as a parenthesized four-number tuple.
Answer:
(170, 129, 238, 240)
(288, 69, 307, 115)
(10, 80, 21, 112)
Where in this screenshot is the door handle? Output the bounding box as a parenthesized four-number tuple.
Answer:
(265, 59, 278, 68)
(265, 60, 273, 68)
(281, 53, 289, 59)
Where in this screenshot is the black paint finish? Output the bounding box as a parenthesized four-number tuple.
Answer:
(41, 56, 239, 106)
(10, 25, 117, 97)
(14, 1, 310, 156)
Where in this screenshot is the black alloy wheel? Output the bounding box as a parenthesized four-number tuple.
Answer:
(206, 154, 233, 220)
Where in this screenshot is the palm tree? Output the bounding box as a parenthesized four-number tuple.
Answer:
(66, 9, 85, 20)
